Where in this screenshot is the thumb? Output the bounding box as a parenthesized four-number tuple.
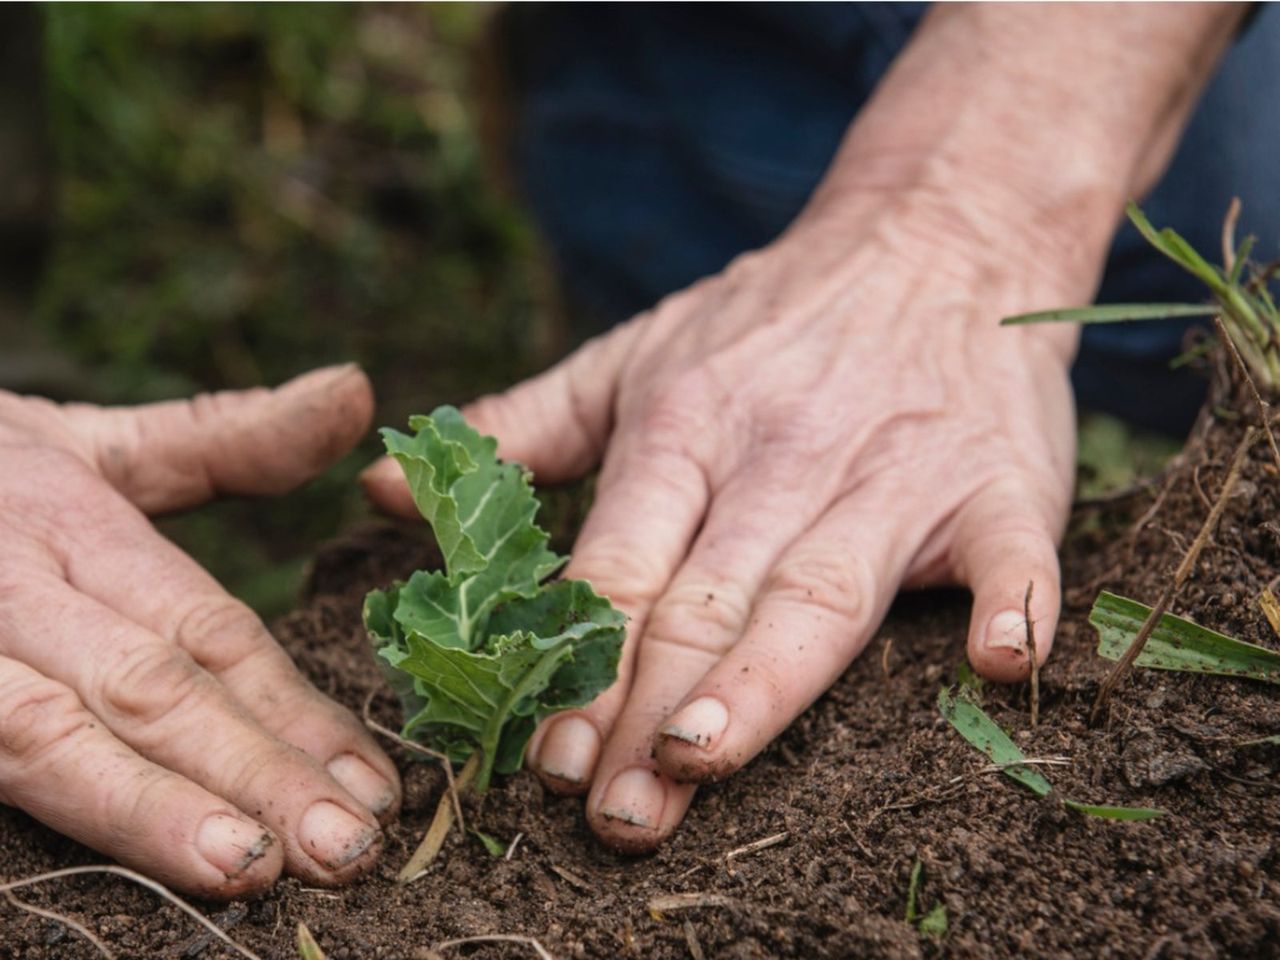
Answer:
(362, 323, 634, 518)
(952, 483, 1063, 683)
(63, 364, 374, 514)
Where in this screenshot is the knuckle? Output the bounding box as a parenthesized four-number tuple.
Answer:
(723, 248, 765, 280)
(644, 581, 751, 659)
(220, 737, 307, 801)
(0, 678, 90, 768)
(173, 597, 272, 673)
(765, 551, 874, 627)
(570, 536, 670, 613)
(101, 642, 208, 730)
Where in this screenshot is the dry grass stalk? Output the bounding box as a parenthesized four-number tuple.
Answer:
(1091, 426, 1258, 723)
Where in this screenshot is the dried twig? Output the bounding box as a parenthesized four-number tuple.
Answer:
(433, 934, 555, 960)
(0, 866, 265, 960)
(504, 832, 525, 862)
(1214, 314, 1280, 475)
(362, 692, 465, 835)
(1024, 580, 1039, 727)
(1091, 426, 1258, 723)
(1221, 196, 1242, 274)
(683, 920, 706, 960)
(4, 890, 111, 958)
(648, 892, 739, 917)
(724, 832, 788, 875)
(549, 864, 591, 892)
(398, 753, 479, 883)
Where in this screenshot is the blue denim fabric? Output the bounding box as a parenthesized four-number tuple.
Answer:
(508, 3, 1280, 434)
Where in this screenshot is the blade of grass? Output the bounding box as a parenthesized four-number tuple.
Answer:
(905, 860, 923, 923)
(1062, 800, 1163, 821)
(1230, 236, 1257, 286)
(937, 687, 1051, 796)
(1126, 202, 1227, 292)
(939, 687, 1164, 819)
(1001, 303, 1215, 326)
(1091, 591, 1280, 684)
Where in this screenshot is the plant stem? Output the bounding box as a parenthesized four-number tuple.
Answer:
(1090, 426, 1257, 723)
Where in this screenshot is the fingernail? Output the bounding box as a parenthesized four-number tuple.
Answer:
(986, 610, 1030, 652)
(298, 801, 381, 871)
(327, 753, 397, 816)
(534, 715, 600, 784)
(196, 814, 275, 879)
(659, 696, 729, 749)
(598, 767, 666, 829)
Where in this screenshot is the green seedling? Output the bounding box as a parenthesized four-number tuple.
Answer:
(297, 922, 326, 960)
(904, 860, 948, 940)
(1004, 201, 1280, 389)
(1091, 591, 1280, 683)
(938, 687, 1163, 820)
(364, 407, 625, 794)
(470, 828, 506, 857)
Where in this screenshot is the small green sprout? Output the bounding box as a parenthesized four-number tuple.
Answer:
(905, 859, 948, 940)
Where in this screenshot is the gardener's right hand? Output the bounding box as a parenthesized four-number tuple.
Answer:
(0, 364, 400, 898)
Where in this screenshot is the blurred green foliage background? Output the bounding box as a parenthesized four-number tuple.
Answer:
(3, 4, 562, 616)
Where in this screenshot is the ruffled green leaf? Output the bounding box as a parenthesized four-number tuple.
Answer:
(365, 408, 624, 792)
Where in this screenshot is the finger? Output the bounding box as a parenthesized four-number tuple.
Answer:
(0, 655, 282, 899)
(524, 430, 710, 794)
(577, 479, 823, 850)
(2, 576, 384, 886)
(361, 323, 638, 517)
(62, 364, 374, 514)
(950, 482, 1063, 683)
(56, 490, 400, 821)
(653, 495, 915, 788)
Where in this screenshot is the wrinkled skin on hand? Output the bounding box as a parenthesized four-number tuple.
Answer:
(363, 193, 1087, 853)
(0, 365, 401, 898)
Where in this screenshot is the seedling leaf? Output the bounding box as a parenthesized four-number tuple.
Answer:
(905, 860, 948, 940)
(937, 687, 1051, 796)
(919, 905, 949, 939)
(1001, 303, 1216, 326)
(297, 922, 326, 960)
(1091, 591, 1280, 684)
(470, 828, 506, 857)
(366, 408, 625, 793)
(1062, 800, 1163, 821)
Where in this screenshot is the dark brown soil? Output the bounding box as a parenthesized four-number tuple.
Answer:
(5, 390, 1280, 960)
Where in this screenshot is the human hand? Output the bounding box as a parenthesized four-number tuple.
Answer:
(363, 1, 1244, 853)
(362, 191, 1084, 850)
(0, 365, 400, 898)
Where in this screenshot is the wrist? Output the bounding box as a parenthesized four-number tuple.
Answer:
(797, 3, 1246, 301)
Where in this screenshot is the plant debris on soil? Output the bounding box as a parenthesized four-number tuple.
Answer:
(5, 379, 1280, 958)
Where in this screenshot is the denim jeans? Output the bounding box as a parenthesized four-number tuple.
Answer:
(505, 3, 1280, 435)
